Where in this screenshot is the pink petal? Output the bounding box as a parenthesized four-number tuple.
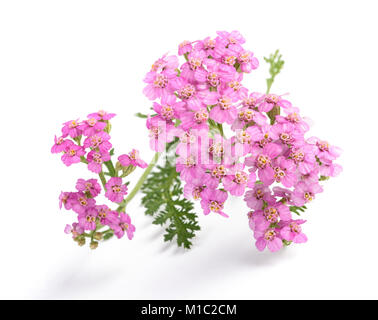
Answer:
(267, 237, 283, 252)
(255, 238, 267, 251)
(293, 233, 308, 244)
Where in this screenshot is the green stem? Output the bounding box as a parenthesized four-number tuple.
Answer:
(267, 106, 280, 125)
(90, 226, 97, 242)
(102, 228, 113, 234)
(264, 50, 284, 124)
(266, 80, 273, 94)
(99, 171, 107, 190)
(117, 152, 160, 212)
(80, 156, 88, 164)
(266, 75, 279, 125)
(217, 123, 225, 138)
(104, 160, 116, 177)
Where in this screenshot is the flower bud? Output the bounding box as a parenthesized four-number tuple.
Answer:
(94, 232, 103, 241)
(90, 241, 98, 250)
(104, 121, 112, 134)
(77, 237, 86, 247)
(115, 161, 122, 171)
(121, 165, 136, 178)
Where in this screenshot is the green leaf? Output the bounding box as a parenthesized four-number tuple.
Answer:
(135, 112, 148, 119)
(234, 62, 242, 73)
(264, 49, 285, 85)
(264, 49, 285, 124)
(103, 232, 114, 240)
(80, 156, 88, 164)
(141, 160, 200, 249)
(104, 160, 116, 177)
(289, 205, 308, 216)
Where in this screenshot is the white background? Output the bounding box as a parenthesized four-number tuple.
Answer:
(1, 0, 377, 299)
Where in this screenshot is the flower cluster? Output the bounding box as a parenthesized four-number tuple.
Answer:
(51, 111, 148, 248)
(143, 31, 342, 252)
(51, 31, 342, 253)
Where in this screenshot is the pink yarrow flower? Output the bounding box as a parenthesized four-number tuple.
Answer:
(64, 222, 84, 238)
(118, 149, 148, 169)
(86, 150, 111, 174)
(78, 117, 107, 136)
(143, 68, 177, 101)
(238, 50, 259, 73)
(271, 122, 303, 148)
(253, 202, 292, 231)
(71, 192, 96, 214)
(232, 106, 267, 130)
(61, 119, 82, 138)
(174, 128, 206, 158)
(203, 164, 228, 189)
(96, 205, 118, 226)
(271, 156, 297, 188)
(275, 106, 309, 133)
(318, 162, 343, 178)
(105, 177, 128, 203)
(176, 152, 201, 182)
(258, 94, 292, 113)
(307, 137, 342, 164)
(223, 73, 248, 99)
(146, 116, 175, 152)
(180, 50, 207, 83)
(111, 212, 136, 240)
(87, 110, 116, 121)
(59, 191, 76, 210)
(171, 78, 203, 109)
(52, 32, 342, 250)
(150, 54, 179, 73)
(223, 163, 256, 196)
(244, 184, 275, 210)
(255, 228, 283, 252)
(204, 89, 238, 125)
(183, 171, 207, 200)
(216, 30, 246, 52)
(75, 178, 101, 198)
(153, 94, 184, 122)
(200, 188, 229, 217)
(179, 107, 209, 131)
(273, 186, 294, 205)
(245, 143, 283, 185)
(289, 144, 317, 175)
(194, 37, 221, 59)
(292, 181, 323, 207)
(83, 131, 112, 153)
(61, 143, 85, 166)
(51, 136, 72, 154)
(78, 207, 98, 231)
(178, 40, 193, 56)
(194, 58, 235, 89)
(280, 219, 308, 243)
